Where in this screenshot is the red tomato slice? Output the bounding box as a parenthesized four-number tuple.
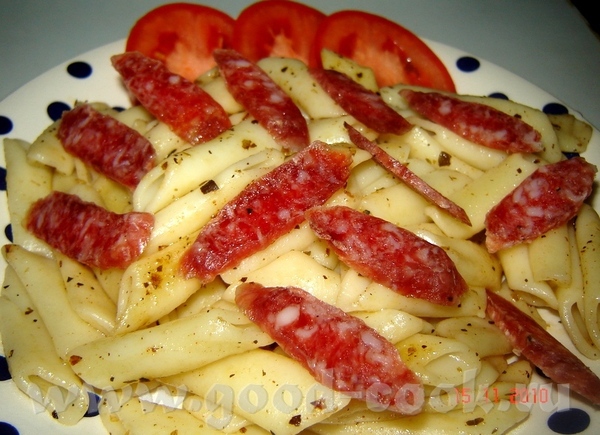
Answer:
(125, 3, 235, 81)
(312, 10, 456, 92)
(232, 0, 325, 65)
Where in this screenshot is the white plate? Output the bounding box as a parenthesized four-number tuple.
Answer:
(0, 38, 599, 435)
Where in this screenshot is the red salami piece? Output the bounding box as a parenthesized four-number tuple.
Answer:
(58, 104, 156, 189)
(485, 157, 596, 253)
(345, 123, 471, 225)
(486, 289, 600, 405)
(306, 205, 467, 305)
(213, 49, 309, 152)
(400, 89, 543, 153)
(310, 68, 412, 135)
(236, 282, 424, 414)
(111, 51, 231, 145)
(180, 141, 352, 281)
(26, 191, 154, 269)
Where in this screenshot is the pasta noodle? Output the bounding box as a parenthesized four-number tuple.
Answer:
(1, 47, 599, 435)
(2, 244, 105, 357)
(0, 265, 89, 424)
(3, 138, 53, 256)
(68, 307, 272, 390)
(162, 349, 352, 434)
(133, 118, 281, 213)
(575, 204, 600, 349)
(556, 224, 600, 360)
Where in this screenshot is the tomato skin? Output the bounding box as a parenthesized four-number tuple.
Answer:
(125, 3, 235, 81)
(312, 10, 456, 92)
(232, 0, 325, 66)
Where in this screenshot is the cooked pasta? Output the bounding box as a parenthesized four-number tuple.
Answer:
(1, 48, 599, 435)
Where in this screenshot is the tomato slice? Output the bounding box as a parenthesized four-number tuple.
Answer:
(312, 10, 456, 92)
(232, 0, 325, 66)
(125, 3, 235, 81)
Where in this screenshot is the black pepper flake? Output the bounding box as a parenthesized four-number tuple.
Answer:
(466, 417, 484, 426)
(438, 151, 452, 167)
(52, 410, 59, 419)
(242, 138, 257, 149)
(289, 415, 302, 426)
(200, 179, 219, 194)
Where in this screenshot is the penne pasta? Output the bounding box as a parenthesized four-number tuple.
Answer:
(497, 244, 559, 309)
(556, 224, 600, 359)
(3, 138, 53, 256)
(57, 252, 117, 335)
(528, 224, 571, 286)
(0, 265, 90, 424)
(68, 308, 272, 390)
(2, 244, 105, 357)
(161, 349, 352, 435)
(133, 118, 281, 213)
(575, 204, 600, 348)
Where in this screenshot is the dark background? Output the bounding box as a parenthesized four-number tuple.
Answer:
(572, 0, 599, 36)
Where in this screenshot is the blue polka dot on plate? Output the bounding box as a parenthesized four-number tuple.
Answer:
(456, 56, 480, 73)
(488, 92, 509, 100)
(85, 392, 101, 418)
(0, 422, 19, 435)
(547, 408, 590, 434)
(0, 116, 13, 135)
(47, 101, 71, 121)
(543, 102, 569, 115)
(66, 61, 92, 79)
(0, 167, 6, 191)
(0, 355, 11, 381)
(5, 224, 13, 243)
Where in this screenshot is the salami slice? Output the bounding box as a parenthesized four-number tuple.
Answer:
(400, 89, 543, 153)
(485, 289, 600, 405)
(180, 141, 352, 282)
(26, 191, 154, 269)
(57, 104, 156, 189)
(111, 51, 231, 145)
(345, 122, 471, 225)
(236, 282, 424, 414)
(485, 156, 596, 253)
(213, 49, 309, 152)
(310, 68, 412, 135)
(306, 205, 467, 305)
